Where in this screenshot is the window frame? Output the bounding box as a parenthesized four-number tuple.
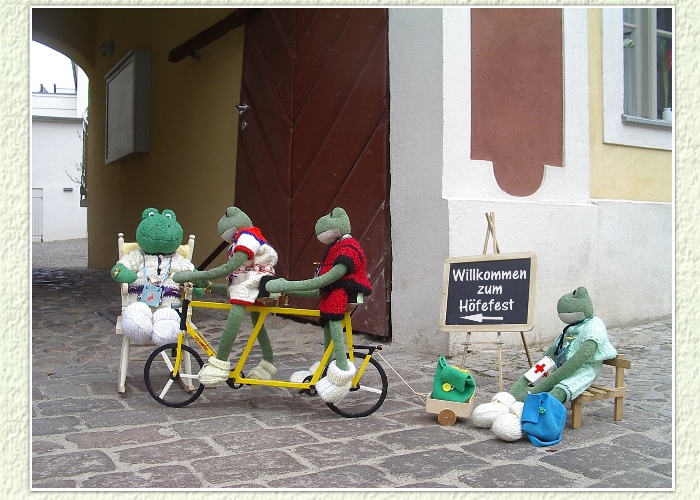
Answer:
(601, 8, 671, 151)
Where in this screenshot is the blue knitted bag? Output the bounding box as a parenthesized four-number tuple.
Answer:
(521, 392, 567, 447)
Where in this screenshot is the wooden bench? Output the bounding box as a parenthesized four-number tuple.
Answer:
(570, 354, 631, 429)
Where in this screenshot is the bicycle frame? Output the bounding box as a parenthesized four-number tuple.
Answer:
(174, 299, 379, 391)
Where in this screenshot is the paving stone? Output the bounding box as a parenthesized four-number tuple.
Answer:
(32, 439, 66, 454)
(81, 465, 204, 489)
(35, 397, 125, 417)
(116, 437, 218, 466)
(170, 414, 262, 438)
(540, 443, 649, 480)
(267, 464, 390, 488)
(213, 426, 321, 452)
(305, 416, 406, 440)
(611, 432, 673, 460)
(293, 439, 394, 468)
(81, 408, 171, 429)
(378, 448, 488, 481)
(66, 424, 176, 449)
(461, 436, 537, 462)
(32, 450, 116, 480)
(458, 463, 579, 488)
(32, 415, 81, 436)
(587, 468, 673, 489)
(193, 449, 307, 486)
(376, 426, 476, 450)
(30, 249, 673, 489)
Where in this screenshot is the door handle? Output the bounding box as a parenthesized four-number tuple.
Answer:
(236, 103, 250, 115)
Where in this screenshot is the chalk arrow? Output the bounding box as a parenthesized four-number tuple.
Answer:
(460, 314, 504, 322)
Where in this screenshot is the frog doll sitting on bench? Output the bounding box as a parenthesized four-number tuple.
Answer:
(471, 286, 617, 441)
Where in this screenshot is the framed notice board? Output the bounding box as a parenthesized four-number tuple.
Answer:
(440, 252, 537, 332)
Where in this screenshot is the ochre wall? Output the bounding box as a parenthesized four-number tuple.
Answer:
(587, 9, 672, 203)
(32, 8, 98, 77)
(34, 8, 245, 269)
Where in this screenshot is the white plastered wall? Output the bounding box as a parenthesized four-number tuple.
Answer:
(389, 8, 672, 356)
(389, 8, 450, 355)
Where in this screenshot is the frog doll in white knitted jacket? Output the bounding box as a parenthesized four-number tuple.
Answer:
(111, 208, 196, 346)
(471, 286, 617, 441)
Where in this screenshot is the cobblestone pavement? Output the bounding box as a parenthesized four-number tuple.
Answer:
(30, 239, 673, 490)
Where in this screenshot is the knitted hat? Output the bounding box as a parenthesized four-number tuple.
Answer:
(521, 392, 567, 447)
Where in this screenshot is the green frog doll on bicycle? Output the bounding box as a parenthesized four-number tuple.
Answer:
(263, 207, 373, 404)
(173, 206, 372, 404)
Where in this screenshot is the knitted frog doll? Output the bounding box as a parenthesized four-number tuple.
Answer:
(471, 286, 617, 441)
(173, 207, 278, 387)
(264, 207, 373, 403)
(111, 208, 196, 346)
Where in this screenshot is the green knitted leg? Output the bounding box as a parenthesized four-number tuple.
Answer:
(328, 320, 349, 371)
(550, 387, 567, 403)
(323, 323, 332, 352)
(215, 304, 245, 361)
(510, 376, 531, 402)
(250, 311, 273, 364)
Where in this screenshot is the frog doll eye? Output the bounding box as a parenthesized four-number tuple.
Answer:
(141, 208, 159, 219)
(163, 209, 176, 220)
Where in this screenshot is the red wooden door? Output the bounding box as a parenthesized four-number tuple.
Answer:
(234, 8, 390, 337)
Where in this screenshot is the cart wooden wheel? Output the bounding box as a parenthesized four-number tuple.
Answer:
(438, 408, 457, 426)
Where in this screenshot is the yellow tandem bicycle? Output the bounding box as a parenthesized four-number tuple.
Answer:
(143, 292, 388, 418)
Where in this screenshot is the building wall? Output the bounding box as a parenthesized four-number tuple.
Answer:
(389, 8, 672, 355)
(31, 117, 87, 241)
(31, 86, 88, 242)
(33, 7, 672, 355)
(34, 8, 245, 269)
(84, 8, 245, 270)
(388, 9, 450, 355)
(588, 9, 672, 202)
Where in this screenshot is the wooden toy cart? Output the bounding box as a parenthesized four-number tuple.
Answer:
(426, 394, 475, 426)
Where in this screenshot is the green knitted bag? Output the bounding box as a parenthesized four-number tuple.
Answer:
(431, 356, 476, 403)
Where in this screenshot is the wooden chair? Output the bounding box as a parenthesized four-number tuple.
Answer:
(115, 232, 196, 393)
(570, 354, 631, 429)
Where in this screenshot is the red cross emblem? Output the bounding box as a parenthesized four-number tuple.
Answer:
(534, 363, 546, 374)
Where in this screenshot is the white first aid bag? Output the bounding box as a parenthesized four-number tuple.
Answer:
(525, 356, 556, 384)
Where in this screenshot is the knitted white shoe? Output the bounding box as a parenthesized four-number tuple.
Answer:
(121, 302, 153, 344)
(471, 392, 517, 428)
(491, 401, 525, 441)
(315, 360, 356, 403)
(290, 361, 320, 383)
(198, 356, 231, 387)
(152, 307, 180, 346)
(247, 360, 277, 381)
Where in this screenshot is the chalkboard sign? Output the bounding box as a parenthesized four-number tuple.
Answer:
(440, 252, 537, 332)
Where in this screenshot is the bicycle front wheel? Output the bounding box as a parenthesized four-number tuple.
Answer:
(326, 352, 388, 418)
(144, 343, 204, 408)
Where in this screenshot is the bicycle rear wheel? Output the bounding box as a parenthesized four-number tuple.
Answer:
(144, 343, 204, 407)
(326, 352, 388, 418)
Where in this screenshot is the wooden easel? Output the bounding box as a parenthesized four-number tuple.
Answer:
(464, 212, 533, 391)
